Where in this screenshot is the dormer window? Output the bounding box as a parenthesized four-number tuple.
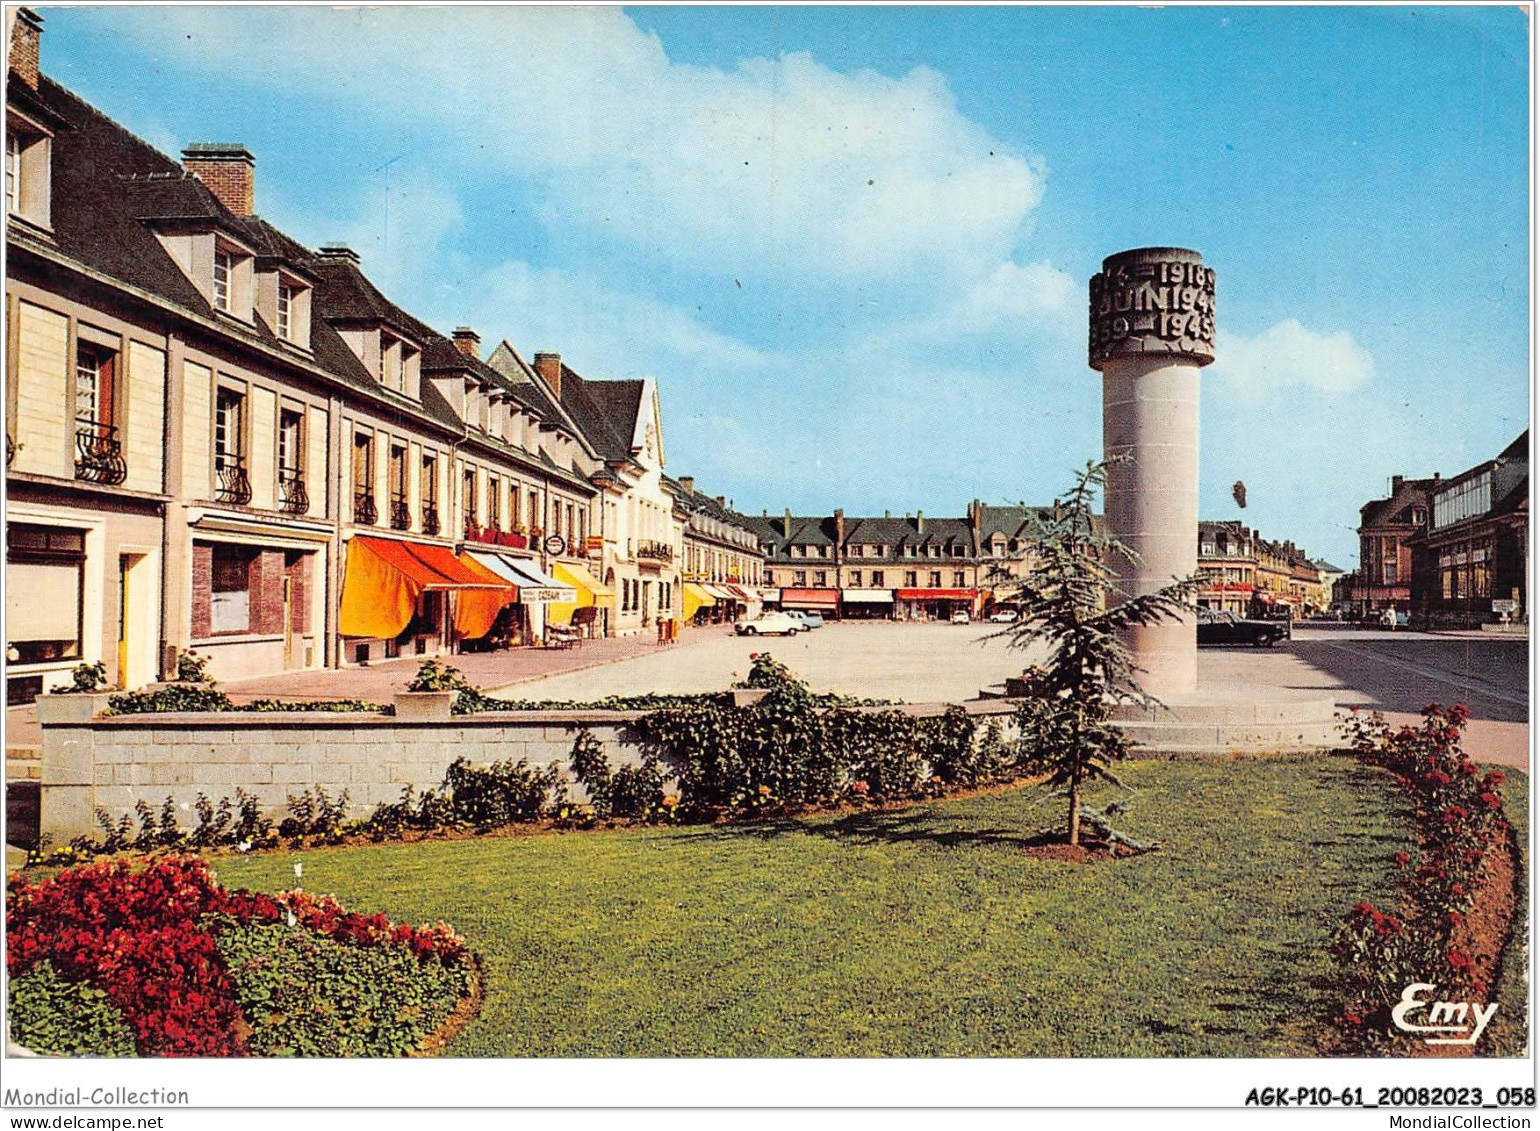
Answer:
(276, 282, 294, 339)
(4, 115, 50, 230)
(213, 250, 234, 311)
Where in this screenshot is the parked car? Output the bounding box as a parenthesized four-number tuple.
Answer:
(785, 610, 824, 630)
(1379, 608, 1409, 631)
(950, 610, 972, 624)
(1196, 608, 1289, 646)
(734, 612, 803, 636)
(987, 610, 1019, 623)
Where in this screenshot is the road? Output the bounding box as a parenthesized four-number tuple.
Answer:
(501, 621, 1530, 768)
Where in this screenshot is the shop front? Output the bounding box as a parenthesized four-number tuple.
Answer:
(841, 588, 894, 620)
(337, 535, 512, 664)
(549, 561, 615, 638)
(682, 582, 716, 626)
(466, 551, 576, 647)
(779, 587, 840, 619)
(894, 588, 979, 621)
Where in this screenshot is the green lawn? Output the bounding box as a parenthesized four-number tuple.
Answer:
(209, 755, 1444, 1057)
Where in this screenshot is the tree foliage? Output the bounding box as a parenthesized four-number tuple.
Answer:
(993, 459, 1198, 846)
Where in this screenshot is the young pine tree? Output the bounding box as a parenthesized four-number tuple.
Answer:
(994, 459, 1198, 846)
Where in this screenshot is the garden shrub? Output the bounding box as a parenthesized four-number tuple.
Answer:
(106, 685, 233, 714)
(1332, 704, 1515, 1050)
(441, 756, 564, 828)
(6, 856, 472, 1057)
(215, 919, 470, 1057)
(568, 729, 668, 820)
(7, 961, 138, 1057)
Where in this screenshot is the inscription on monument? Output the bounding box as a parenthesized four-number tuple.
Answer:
(1089, 249, 1216, 368)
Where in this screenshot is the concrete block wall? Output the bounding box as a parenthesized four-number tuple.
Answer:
(39, 710, 644, 843)
(37, 699, 1022, 844)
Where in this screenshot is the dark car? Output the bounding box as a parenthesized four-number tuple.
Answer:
(1197, 609, 1289, 646)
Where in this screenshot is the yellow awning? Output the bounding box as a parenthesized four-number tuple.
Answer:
(548, 561, 614, 624)
(683, 582, 716, 620)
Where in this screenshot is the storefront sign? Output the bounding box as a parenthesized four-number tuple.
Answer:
(544, 534, 567, 556)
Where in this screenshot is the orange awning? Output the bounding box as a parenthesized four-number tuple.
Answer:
(446, 550, 515, 639)
(338, 536, 512, 640)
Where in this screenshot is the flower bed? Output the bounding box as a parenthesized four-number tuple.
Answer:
(6, 857, 474, 1057)
(1331, 704, 1518, 1054)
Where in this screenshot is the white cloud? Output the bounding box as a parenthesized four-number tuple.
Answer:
(915, 259, 1078, 338)
(1214, 319, 1374, 395)
(98, 7, 1045, 288)
(457, 259, 768, 379)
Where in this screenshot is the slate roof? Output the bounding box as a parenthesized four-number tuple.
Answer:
(11, 70, 603, 481)
(564, 372, 645, 464)
(1359, 478, 1439, 529)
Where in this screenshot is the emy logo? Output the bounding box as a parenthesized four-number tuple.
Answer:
(1391, 982, 1498, 1046)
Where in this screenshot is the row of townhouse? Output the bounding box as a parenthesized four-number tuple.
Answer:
(664, 476, 765, 624)
(3, 12, 697, 701)
(1342, 430, 1528, 626)
(734, 502, 1053, 621)
(1196, 521, 1339, 618)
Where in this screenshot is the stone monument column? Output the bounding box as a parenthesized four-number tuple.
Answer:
(1089, 247, 1216, 698)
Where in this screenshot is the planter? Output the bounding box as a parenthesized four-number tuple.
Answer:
(393, 691, 456, 720)
(728, 687, 772, 708)
(35, 691, 116, 725)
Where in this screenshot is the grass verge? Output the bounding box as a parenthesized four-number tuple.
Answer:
(212, 756, 1418, 1057)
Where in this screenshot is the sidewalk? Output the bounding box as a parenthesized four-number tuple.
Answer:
(3, 626, 732, 750)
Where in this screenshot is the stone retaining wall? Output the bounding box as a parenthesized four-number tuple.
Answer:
(38, 698, 1019, 842)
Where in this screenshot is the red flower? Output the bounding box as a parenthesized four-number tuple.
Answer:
(1343, 1012, 1364, 1027)
(1485, 770, 1507, 788)
(1394, 852, 1411, 868)
(1448, 948, 1473, 972)
(1480, 791, 1503, 809)
(851, 780, 869, 795)
(1451, 883, 1466, 896)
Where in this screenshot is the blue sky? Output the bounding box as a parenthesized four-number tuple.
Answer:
(34, 5, 1530, 570)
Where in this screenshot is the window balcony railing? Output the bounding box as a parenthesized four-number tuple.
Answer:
(463, 512, 479, 540)
(278, 467, 308, 515)
(74, 419, 128, 486)
(353, 488, 377, 526)
(213, 452, 251, 505)
(636, 540, 674, 564)
(463, 522, 530, 550)
(421, 501, 440, 536)
(389, 495, 412, 532)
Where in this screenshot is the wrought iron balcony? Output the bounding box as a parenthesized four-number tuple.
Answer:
(463, 512, 480, 540)
(389, 495, 412, 532)
(421, 501, 440, 536)
(636, 539, 674, 564)
(213, 452, 251, 505)
(278, 467, 309, 515)
(353, 488, 377, 526)
(74, 419, 128, 486)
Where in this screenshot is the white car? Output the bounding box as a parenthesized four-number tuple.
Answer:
(735, 611, 802, 636)
(950, 610, 972, 625)
(988, 610, 1019, 623)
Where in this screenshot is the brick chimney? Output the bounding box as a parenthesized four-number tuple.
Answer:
(452, 327, 481, 360)
(9, 8, 42, 91)
(678, 476, 695, 495)
(916, 510, 925, 534)
(182, 144, 256, 215)
(783, 507, 793, 536)
(1391, 475, 1404, 494)
(533, 352, 562, 398)
(834, 508, 845, 549)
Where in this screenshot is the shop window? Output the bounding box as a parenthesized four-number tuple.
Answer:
(210, 545, 255, 635)
(5, 524, 85, 665)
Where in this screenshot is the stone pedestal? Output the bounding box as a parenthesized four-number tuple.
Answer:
(1090, 247, 1216, 699)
